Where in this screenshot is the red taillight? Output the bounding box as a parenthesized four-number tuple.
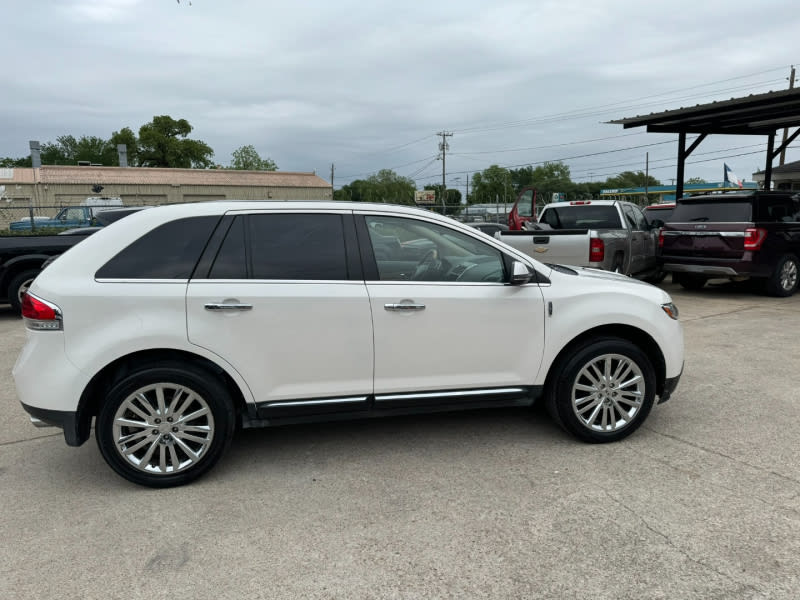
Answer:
(570, 201, 591, 205)
(589, 238, 604, 262)
(21, 293, 62, 330)
(658, 229, 664, 248)
(744, 227, 767, 251)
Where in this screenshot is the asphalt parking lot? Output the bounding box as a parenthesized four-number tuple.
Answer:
(1, 280, 799, 600)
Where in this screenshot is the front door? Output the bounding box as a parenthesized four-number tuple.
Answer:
(358, 212, 546, 398)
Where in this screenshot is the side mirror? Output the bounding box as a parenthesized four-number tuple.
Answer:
(509, 260, 533, 285)
(649, 219, 665, 229)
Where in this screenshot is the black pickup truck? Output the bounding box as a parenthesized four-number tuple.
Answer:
(0, 232, 92, 312)
(1, 206, 150, 312)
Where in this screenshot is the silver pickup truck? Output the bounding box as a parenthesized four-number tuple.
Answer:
(496, 200, 663, 280)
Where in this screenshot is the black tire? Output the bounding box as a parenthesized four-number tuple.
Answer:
(644, 270, 668, 284)
(8, 268, 41, 313)
(674, 273, 708, 291)
(95, 362, 235, 488)
(611, 254, 624, 274)
(545, 337, 656, 443)
(765, 254, 799, 297)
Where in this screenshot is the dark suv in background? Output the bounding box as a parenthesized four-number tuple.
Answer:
(659, 192, 800, 296)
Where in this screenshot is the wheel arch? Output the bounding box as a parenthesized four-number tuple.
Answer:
(74, 348, 250, 446)
(542, 324, 667, 399)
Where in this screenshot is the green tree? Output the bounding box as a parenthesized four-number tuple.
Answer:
(137, 116, 214, 168)
(602, 171, 660, 189)
(686, 177, 707, 184)
(39, 135, 116, 166)
(470, 165, 514, 205)
(335, 169, 416, 205)
(0, 156, 32, 167)
(229, 145, 278, 171)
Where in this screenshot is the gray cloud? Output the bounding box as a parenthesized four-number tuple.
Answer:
(1, 0, 797, 189)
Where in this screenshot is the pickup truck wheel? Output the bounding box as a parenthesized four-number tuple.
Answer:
(8, 269, 41, 313)
(766, 254, 799, 297)
(95, 362, 235, 488)
(546, 338, 656, 443)
(674, 273, 708, 291)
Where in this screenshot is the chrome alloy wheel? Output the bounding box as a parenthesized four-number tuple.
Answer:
(112, 383, 215, 475)
(571, 354, 645, 433)
(780, 259, 798, 292)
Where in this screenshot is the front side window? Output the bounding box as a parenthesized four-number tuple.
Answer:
(365, 215, 505, 283)
(248, 213, 348, 280)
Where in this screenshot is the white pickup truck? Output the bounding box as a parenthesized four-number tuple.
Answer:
(497, 200, 664, 280)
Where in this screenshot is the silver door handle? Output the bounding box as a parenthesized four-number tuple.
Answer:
(204, 303, 253, 311)
(384, 303, 426, 311)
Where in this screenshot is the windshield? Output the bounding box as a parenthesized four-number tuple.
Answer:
(670, 201, 752, 222)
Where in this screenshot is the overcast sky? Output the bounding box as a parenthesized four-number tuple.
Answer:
(2, 0, 799, 194)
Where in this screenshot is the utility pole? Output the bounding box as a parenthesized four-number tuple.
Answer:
(437, 131, 452, 214)
(780, 65, 796, 166)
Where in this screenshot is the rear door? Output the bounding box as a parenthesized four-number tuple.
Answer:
(186, 211, 374, 408)
(661, 199, 753, 259)
(621, 203, 656, 274)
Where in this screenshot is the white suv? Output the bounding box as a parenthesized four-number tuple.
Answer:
(14, 202, 684, 487)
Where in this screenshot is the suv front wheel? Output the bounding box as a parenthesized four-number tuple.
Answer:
(95, 362, 235, 488)
(546, 338, 656, 443)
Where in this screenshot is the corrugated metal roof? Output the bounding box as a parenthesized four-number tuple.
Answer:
(610, 88, 800, 135)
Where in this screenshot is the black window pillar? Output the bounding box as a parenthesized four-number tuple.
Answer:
(764, 132, 776, 191)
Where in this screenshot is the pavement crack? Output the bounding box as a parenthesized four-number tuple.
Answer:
(680, 305, 760, 322)
(0, 432, 63, 447)
(599, 488, 765, 596)
(643, 426, 800, 488)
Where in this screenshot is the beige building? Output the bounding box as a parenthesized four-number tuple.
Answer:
(752, 160, 800, 191)
(0, 165, 333, 208)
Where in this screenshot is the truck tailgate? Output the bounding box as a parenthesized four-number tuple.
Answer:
(661, 222, 748, 260)
(498, 229, 591, 265)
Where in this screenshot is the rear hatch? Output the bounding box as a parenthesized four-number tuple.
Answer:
(660, 197, 753, 259)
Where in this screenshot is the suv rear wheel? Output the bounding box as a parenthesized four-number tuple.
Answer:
(95, 362, 235, 488)
(766, 254, 799, 297)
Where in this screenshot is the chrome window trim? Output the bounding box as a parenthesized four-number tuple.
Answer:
(661, 231, 745, 237)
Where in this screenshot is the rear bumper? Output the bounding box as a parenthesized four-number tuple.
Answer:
(661, 257, 771, 279)
(663, 263, 740, 277)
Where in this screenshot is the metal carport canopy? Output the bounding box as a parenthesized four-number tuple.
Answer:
(610, 87, 800, 200)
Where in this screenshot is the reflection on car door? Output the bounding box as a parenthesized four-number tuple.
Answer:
(186, 212, 374, 408)
(358, 212, 546, 399)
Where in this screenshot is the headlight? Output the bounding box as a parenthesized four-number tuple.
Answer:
(661, 302, 679, 320)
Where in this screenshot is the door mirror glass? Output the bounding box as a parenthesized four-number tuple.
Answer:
(509, 261, 532, 285)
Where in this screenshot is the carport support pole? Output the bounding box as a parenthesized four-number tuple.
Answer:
(764, 132, 775, 191)
(675, 132, 686, 201)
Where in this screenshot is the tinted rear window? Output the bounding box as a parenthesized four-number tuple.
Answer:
(540, 205, 622, 229)
(96, 216, 219, 279)
(643, 207, 675, 222)
(670, 201, 752, 223)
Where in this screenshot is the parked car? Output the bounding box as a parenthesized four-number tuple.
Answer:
(659, 191, 800, 296)
(496, 200, 661, 280)
(643, 202, 676, 224)
(469, 222, 509, 236)
(9, 197, 124, 231)
(15, 202, 684, 487)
